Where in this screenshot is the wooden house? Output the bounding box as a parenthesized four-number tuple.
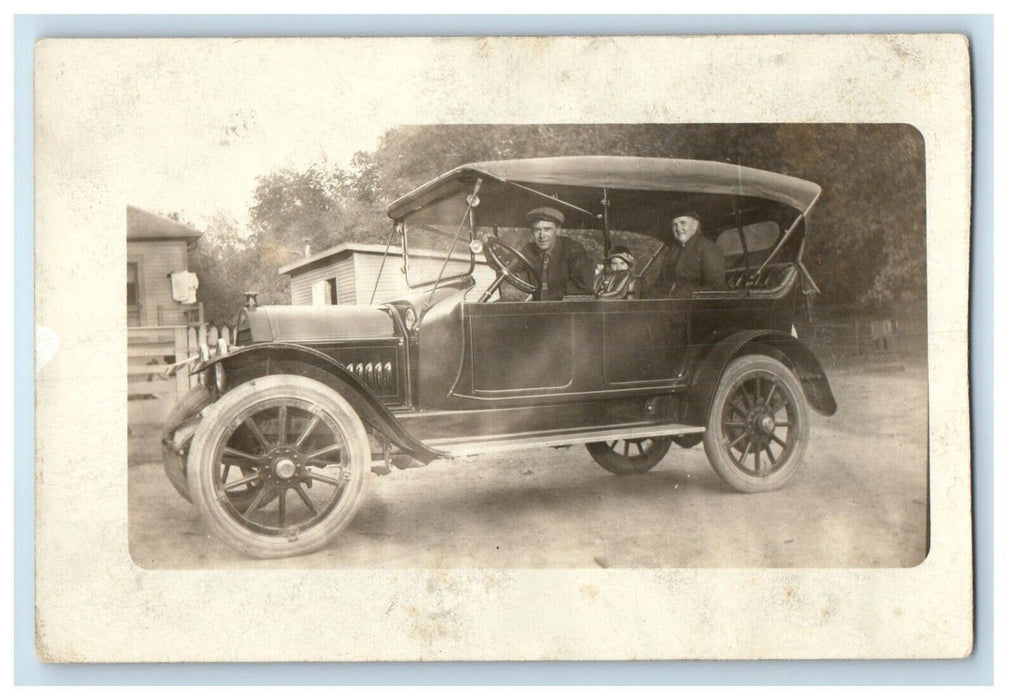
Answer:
(126, 205, 203, 327)
(279, 243, 499, 306)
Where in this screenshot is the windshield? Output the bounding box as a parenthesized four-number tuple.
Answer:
(402, 191, 474, 288)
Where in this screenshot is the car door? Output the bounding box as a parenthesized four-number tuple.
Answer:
(461, 301, 577, 395)
(600, 300, 691, 386)
(454, 298, 691, 402)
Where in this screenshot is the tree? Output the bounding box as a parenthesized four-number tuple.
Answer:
(190, 214, 265, 325)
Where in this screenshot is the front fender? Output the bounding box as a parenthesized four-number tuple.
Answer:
(684, 330, 837, 425)
(195, 343, 445, 464)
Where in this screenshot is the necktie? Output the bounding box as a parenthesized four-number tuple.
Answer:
(540, 252, 550, 299)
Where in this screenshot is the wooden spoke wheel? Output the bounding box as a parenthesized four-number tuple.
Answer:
(186, 375, 370, 559)
(703, 355, 810, 493)
(586, 436, 672, 475)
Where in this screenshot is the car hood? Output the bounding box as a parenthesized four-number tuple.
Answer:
(238, 305, 397, 344)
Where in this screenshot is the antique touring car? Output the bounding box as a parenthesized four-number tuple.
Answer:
(162, 156, 837, 558)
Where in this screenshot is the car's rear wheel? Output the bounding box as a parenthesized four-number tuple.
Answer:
(672, 434, 703, 449)
(187, 374, 370, 559)
(703, 355, 809, 493)
(586, 437, 671, 475)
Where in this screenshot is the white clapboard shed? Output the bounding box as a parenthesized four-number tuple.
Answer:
(279, 243, 499, 306)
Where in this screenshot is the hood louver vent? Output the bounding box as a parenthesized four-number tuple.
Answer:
(346, 361, 395, 394)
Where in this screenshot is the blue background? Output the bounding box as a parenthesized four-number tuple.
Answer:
(13, 13, 993, 685)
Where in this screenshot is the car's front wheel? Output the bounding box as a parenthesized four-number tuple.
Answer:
(586, 437, 671, 475)
(186, 374, 371, 559)
(162, 384, 213, 503)
(162, 384, 263, 512)
(703, 354, 810, 493)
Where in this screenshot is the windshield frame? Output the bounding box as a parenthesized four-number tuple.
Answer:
(397, 180, 480, 291)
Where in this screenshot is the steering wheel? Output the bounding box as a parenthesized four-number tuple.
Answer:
(481, 235, 538, 296)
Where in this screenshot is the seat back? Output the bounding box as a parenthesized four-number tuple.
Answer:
(724, 263, 797, 294)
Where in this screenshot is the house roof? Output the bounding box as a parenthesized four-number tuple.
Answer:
(279, 242, 473, 276)
(126, 206, 203, 241)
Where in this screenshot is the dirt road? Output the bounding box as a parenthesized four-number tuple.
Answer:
(128, 366, 928, 569)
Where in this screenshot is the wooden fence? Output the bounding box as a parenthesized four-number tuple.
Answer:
(796, 317, 919, 359)
(127, 324, 233, 426)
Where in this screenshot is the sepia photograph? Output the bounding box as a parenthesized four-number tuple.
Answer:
(126, 124, 929, 569)
(33, 34, 971, 662)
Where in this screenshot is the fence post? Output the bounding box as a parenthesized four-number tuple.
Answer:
(174, 327, 189, 394)
(187, 327, 198, 359)
(854, 318, 862, 356)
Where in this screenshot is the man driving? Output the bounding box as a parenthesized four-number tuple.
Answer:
(651, 209, 726, 297)
(520, 206, 595, 301)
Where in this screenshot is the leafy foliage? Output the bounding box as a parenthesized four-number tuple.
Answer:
(190, 214, 261, 325)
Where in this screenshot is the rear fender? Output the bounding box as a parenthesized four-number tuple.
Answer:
(684, 330, 837, 425)
(197, 343, 444, 464)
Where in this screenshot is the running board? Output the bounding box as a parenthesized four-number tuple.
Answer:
(425, 423, 704, 458)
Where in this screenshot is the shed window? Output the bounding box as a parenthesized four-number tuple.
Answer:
(328, 278, 338, 305)
(311, 279, 333, 306)
(127, 262, 139, 306)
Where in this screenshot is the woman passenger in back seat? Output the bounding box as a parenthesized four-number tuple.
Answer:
(650, 210, 727, 297)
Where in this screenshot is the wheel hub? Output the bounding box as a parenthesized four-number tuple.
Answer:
(741, 406, 777, 445)
(274, 458, 297, 480)
(264, 446, 303, 482)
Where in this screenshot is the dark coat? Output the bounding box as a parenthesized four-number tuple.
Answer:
(651, 233, 727, 297)
(521, 236, 595, 301)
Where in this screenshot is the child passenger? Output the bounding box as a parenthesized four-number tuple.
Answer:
(594, 246, 637, 299)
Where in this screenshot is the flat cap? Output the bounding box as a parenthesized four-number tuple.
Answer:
(525, 206, 566, 226)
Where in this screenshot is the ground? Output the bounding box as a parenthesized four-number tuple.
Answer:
(128, 364, 928, 569)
